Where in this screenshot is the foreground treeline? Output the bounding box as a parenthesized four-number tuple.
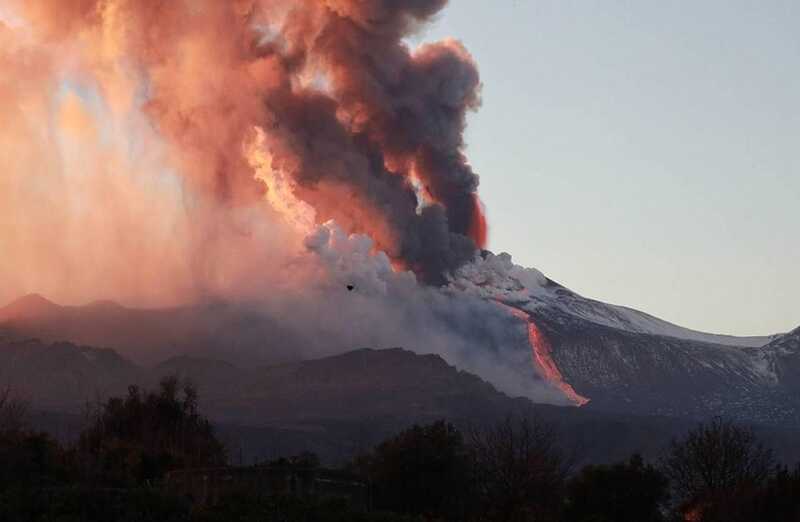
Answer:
(2, 381, 800, 522)
(0, 379, 408, 522)
(356, 418, 800, 522)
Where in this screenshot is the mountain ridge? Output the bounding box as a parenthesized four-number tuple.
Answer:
(448, 252, 798, 424)
(7, 337, 800, 467)
(2, 281, 797, 428)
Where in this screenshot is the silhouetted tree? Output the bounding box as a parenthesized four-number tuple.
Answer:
(78, 375, 226, 485)
(0, 388, 67, 493)
(0, 430, 68, 491)
(660, 417, 774, 519)
(262, 451, 321, 470)
(752, 465, 800, 522)
(357, 420, 471, 520)
(469, 416, 568, 522)
(565, 454, 669, 522)
(0, 397, 75, 522)
(689, 464, 800, 522)
(0, 387, 29, 433)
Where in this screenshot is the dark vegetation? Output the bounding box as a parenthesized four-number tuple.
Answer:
(78, 378, 226, 486)
(7, 337, 800, 467)
(2, 381, 800, 521)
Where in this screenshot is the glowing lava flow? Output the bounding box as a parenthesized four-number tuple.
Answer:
(498, 303, 590, 406)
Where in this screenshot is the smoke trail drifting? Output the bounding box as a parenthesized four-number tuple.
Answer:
(0, 2, 586, 405)
(1, 0, 485, 303)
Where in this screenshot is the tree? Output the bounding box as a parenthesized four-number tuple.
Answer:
(0, 429, 67, 491)
(0, 387, 29, 433)
(358, 420, 472, 520)
(0, 388, 73, 521)
(565, 454, 669, 522)
(691, 464, 800, 522)
(78, 375, 226, 485)
(660, 417, 775, 518)
(468, 416, 568, 522)
(751, 465, 800, 522)
(0, 387, 65, 492)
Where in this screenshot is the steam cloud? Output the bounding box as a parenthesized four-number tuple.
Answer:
(0, 1, 571, 404)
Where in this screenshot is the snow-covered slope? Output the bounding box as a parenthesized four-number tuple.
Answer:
(450, 252, 776, 348)
(764, 326, 800, 356)
(539, 291, 775, 348)
(450, 252, 797, 426)
(761, 327, 800, 396)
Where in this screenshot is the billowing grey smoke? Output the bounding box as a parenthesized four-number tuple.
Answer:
(263, 224, 570, 404)
(0, 1, 564, 404)
(262, 0, 487, 283)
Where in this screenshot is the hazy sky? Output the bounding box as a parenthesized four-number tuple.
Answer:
(419, 1, 799, 336)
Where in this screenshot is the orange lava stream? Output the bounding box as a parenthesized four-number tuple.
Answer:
(497, 303, 590, 406)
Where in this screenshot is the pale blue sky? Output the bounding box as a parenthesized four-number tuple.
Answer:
(421, 1, 799, 336)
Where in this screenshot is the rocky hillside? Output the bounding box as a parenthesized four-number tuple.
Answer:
(3, 284, 798, 429)
(3, 334, 800, 466)
(450, 252, 798, 427)
(0, 295, 304, 366)
(0, 336, 137, 412)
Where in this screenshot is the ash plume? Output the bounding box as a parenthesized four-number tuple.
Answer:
(0, 1, 579, 405)
(1, 0, 484, 298)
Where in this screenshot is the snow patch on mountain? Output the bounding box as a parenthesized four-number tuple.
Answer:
(449, 252, 775, 349)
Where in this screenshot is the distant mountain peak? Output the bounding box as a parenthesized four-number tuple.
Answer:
(85, 299, 125, 310)
(155, 355, 239, 371)
(0, 293, 61, 321)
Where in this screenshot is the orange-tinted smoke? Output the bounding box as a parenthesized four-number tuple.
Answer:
(295, 10, 486, 279)
(2, 0, 486, 305)
(470, 195, 488, 249)
(0, 1, 300, 307)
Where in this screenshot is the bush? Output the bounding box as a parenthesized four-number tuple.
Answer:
(356, 420, 471, 520)
(660, 417, 774, 518)
(565, 454, 668, 522)
(469, 417, 568, 522)
(0, 430, 70, 490)
(78, 376, 226, 485)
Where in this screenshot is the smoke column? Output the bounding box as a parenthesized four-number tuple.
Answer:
(0, 1, 587, 406)
(0, 0, 486, 305)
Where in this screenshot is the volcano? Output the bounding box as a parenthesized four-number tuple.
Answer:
(2, 251, 798, 429)
(448, 252, 797, 426)
(0, 0, 797, 442)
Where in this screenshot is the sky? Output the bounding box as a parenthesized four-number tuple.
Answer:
(419, 1, 799, 336)
(1, 2, 795, 338)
